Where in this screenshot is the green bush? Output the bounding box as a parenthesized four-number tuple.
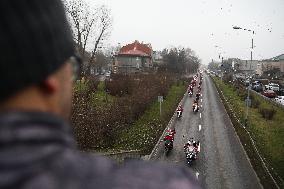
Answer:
(250, 95, 261, 108)
(258, 104, 276, 120)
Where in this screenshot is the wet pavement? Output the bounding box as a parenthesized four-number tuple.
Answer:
(149, 74, 262, 189)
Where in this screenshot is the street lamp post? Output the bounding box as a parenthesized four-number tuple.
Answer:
(214, 45, 225, 82)
(233, 26, 255, 126)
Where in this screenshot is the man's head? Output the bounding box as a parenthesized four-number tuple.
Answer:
(0, 0, 76, 119)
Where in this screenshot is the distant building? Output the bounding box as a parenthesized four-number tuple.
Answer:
(153, 51, 163, 64)
(261, 54, 284, 73)
(113, 40, 153, 74)
(212, 54, 284, 78)
(237, 59, 259, 74)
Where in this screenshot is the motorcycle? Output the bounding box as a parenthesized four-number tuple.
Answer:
(164, 139, 173, 155)
(177, 110, 182, 118)
(184, 142, 200, 165)
(188, 90, 193, 97)
(196, 95, 200, 101)
(192, 104, 199, 113)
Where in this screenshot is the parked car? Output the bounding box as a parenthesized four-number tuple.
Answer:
(252, 84, 263, 92)
(275, 96, 284, 105)
(105, 71, 111, 77)
(252, 81, 261, 86)
(262, 90, 277, 98)
(279, 88, 284, 96)
(268, 83, 280, 91)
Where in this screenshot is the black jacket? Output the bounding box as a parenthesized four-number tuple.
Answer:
(0, 111, 201, 189)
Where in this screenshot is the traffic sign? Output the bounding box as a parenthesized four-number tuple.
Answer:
(158, 96, 163, 102)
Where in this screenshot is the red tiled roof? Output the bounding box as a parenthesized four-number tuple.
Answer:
(119, 49, 149, 56)
(118, 40, 152, 57)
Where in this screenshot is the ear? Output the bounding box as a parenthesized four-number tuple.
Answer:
(40, 76, 60, 95)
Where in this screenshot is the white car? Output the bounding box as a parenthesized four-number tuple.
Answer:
(105, 71, 111, 77)
(268, 83, 280, 91)
(275, 96, 284, 105)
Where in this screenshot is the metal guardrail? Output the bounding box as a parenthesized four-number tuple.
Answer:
(249, 89, 284, 109)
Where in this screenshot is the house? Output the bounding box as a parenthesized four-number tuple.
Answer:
(112, 40, 153, 74)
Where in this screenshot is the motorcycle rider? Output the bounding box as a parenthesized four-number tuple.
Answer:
(191, 80, 196, 87)
(189, 84, 193, 92)
(184, 138, 200, 155)
(192, 100, 199, 112)
(177, 105, 183, 117)
(165, 128, 176, 139)
(197, 84, 201, 91)
(164, 128, 176, 149)
(196, 92, 201, 101)
(192, 140, 200, 153)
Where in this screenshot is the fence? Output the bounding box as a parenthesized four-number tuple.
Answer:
(250, 89, 284, 109)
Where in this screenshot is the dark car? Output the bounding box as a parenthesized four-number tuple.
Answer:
(279, 88, 284, 96)
(253, 84, 263, 92)
(262, 90, 277, 98)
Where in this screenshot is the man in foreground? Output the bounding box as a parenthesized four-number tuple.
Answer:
(0, 0, 201, 188)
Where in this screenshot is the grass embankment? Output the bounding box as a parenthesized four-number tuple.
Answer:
(212, 76, 284, 189)
(114, 83, 187, 154)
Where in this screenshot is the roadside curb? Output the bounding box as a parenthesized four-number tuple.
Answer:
(147, 85, 189, 160)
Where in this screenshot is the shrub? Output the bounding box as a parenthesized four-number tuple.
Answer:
(106, 74, 134, 96)
(258, 104, 276, 120)
(87, 76, 100, 91)
(71, 73, 178, 150)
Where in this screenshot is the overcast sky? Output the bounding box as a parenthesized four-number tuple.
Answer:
(85, 0, 284, 64)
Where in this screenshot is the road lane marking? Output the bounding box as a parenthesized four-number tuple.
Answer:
(195, 172, 199, 179)
(199, 124, 202, 131)
(201, 99, 203, 103)
(199, 113, 202, 119)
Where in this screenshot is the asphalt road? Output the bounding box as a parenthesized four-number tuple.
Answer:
(149, 74, 262, 189)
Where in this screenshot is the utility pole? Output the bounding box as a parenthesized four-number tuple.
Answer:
(233, 26, 255, 126)
(244, 30, 254, 125)
(221, 56, 224, 82)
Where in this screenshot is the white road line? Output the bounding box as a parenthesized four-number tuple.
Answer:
(199, 113, 202, 119)
(201, 99, 203, 103)
(195, 172, 200, 179)
(201, 105, 202, 108)
(199, 124, 202, 131)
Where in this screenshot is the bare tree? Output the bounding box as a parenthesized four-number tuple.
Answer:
(89, 5, 112, 65)
(65, 0, 112, 75)
(65, 0, 95, 58)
